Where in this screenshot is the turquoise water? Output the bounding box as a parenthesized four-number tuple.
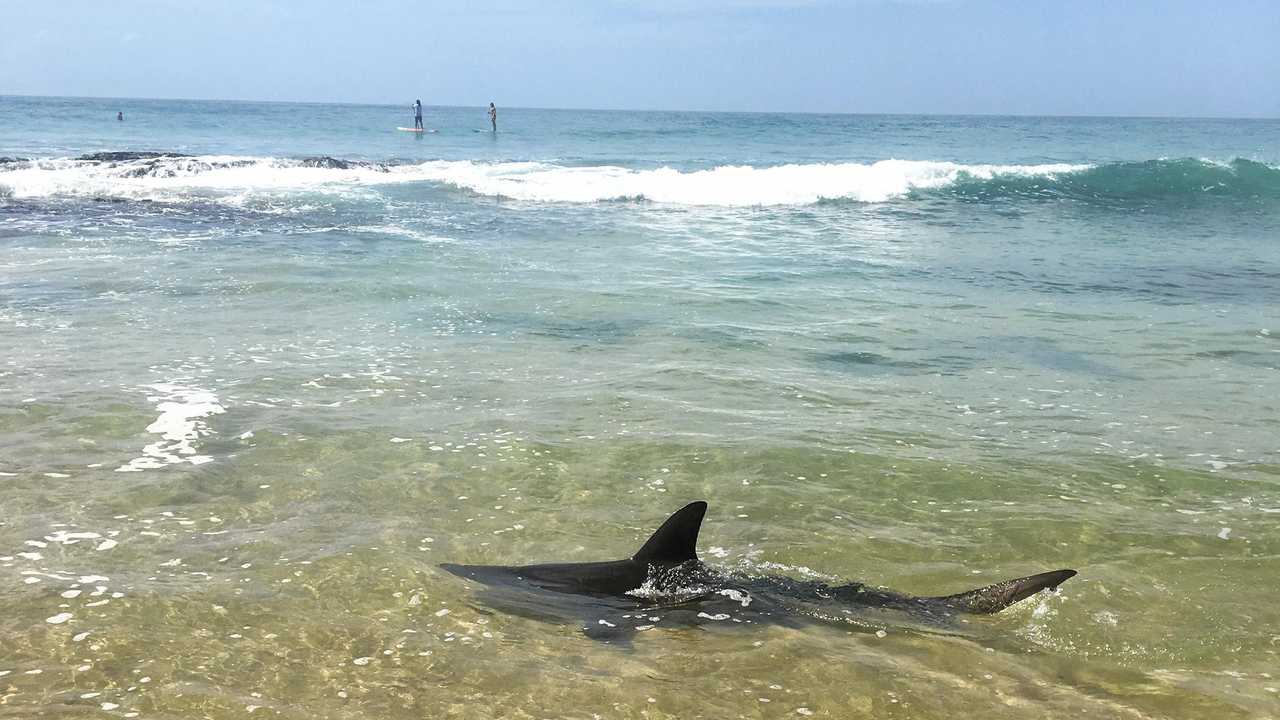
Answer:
(2, 95, 1280, 718)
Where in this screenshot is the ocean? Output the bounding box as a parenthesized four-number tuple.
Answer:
(2, 95, 1279, 718)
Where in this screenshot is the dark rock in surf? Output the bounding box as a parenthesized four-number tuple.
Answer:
(77, 151, 191, 163)
(299, 156, 358, 170)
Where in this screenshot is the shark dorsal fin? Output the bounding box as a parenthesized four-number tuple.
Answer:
(633, 501, 707, 564)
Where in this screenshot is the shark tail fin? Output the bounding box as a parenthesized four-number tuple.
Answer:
(931, 569, 1077, 614)
(633, 501, 707, 564)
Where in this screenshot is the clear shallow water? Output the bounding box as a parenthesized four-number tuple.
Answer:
(2, 95, 1279, 718)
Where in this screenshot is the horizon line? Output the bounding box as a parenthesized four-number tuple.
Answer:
(2, 93, 1276, 122)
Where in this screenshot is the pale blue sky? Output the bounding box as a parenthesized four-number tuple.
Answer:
(2, 0, 1277, 117)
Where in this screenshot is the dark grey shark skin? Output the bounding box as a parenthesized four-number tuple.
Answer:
(441, 501, 1077, 642)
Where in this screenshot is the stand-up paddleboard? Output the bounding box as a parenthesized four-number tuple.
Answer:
(397, 127, 437, 133)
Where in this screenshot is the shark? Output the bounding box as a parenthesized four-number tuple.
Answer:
(441, 501, 1076, 642)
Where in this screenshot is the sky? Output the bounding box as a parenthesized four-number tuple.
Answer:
(1, 0, 1277, 117)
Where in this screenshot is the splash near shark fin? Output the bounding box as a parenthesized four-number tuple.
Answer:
(932, 569, 1077, 614)
(632, 501, 707, 564)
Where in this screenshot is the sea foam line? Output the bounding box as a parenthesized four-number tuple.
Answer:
(411, 159, 1090, 205)
(116, 383, 225, 472)
(0, 154, 1090, 206)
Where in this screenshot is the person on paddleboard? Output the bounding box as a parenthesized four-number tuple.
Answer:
(488, 103, 497, 132)
(413, 100, 423, 130)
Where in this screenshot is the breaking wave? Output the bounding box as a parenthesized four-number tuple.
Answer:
(939, 157, 1280, 205)
(2, 152, 1277, 208)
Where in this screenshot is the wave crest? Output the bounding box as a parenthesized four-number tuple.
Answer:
(0, 154, 396, 204)
(2, 153, 1276, 208)
(941, 158, 1280, 205)
(417, 159, 1091, 205)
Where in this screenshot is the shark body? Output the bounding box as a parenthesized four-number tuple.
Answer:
(441, 501, 1076, 642)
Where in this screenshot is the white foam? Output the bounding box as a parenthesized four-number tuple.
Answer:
(409, 159, 1089, 206)
(717, 588, 753, 607)
(352, 224, 456, 244)
(0, 154, 1090, 208)
(117, 383, 225, 472)
(626, 576, 710, 602)
(24, 570, 74, 581)
(45, 531, 102, 545)
(0, 155, 403, 205)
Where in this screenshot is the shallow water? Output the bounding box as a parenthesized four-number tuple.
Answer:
(2, 96, 1279, 718)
